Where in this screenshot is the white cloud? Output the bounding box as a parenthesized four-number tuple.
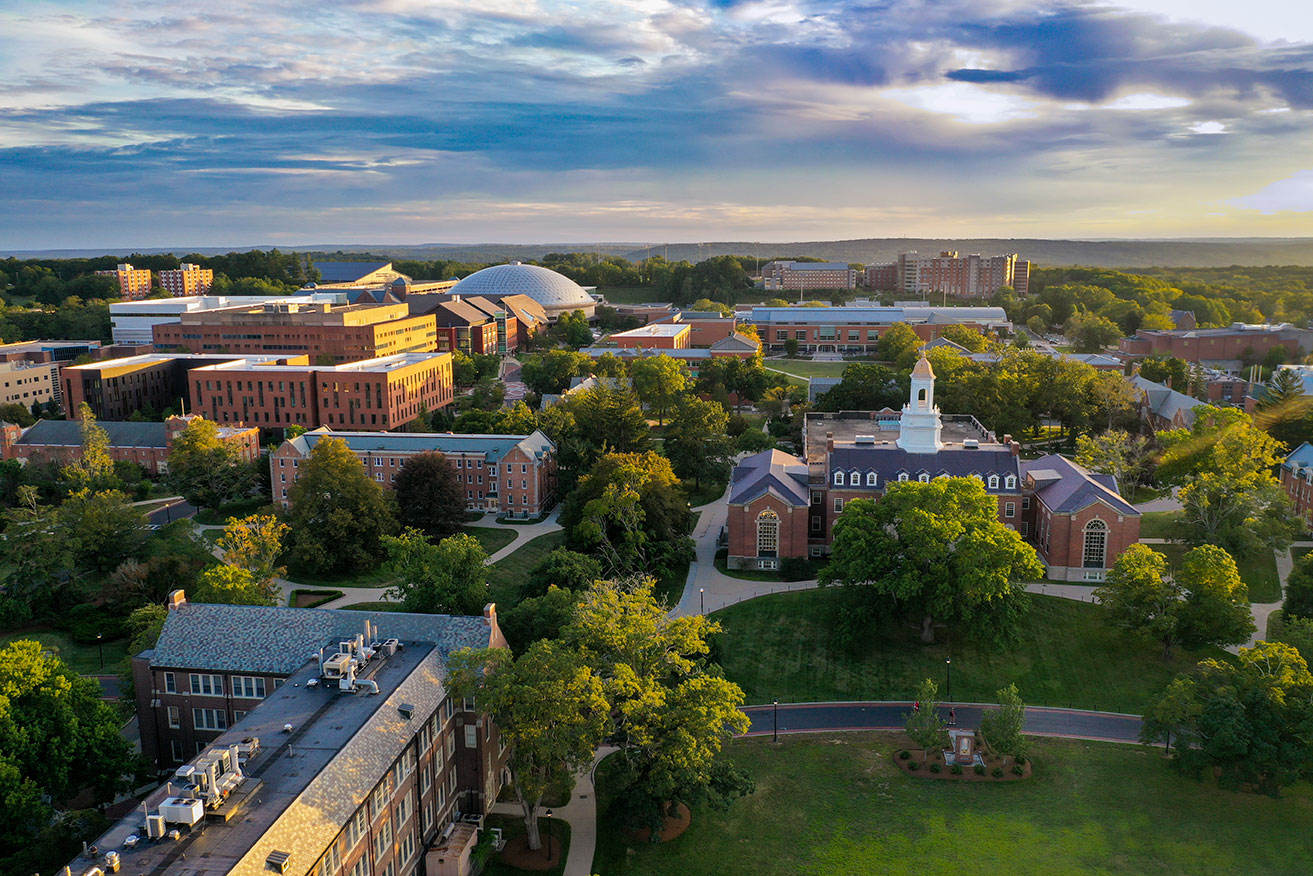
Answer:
(1232, 169, 1313, 212)
(1189, 120, 1228, 134)
(878, 82, 1043, 124)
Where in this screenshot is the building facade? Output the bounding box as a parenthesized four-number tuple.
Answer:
(609, 323, 691, 349)
(1118, 323, 1313, 363)
(96, 262, 154, 300)
(860, 251, 1024, 298)
(0, 415, 258, 475)
(152, 301, 439, 363)
(271, 428, 557, 516)
(61, 353, 289, 420)
(1019, 454, 1141, 582)
(750, 305, 1009, 354)
(1280, 443, 1313, 532)
(762, 261, 857, 291)
(158, 263, 216, 297)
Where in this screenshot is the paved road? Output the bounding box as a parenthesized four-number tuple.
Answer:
(144, 498, 196, 526)
(742, 701, 1143, 744)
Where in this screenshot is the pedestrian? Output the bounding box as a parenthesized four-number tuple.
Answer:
(949, 708, 956, 726)
(913, 700, 920, 714)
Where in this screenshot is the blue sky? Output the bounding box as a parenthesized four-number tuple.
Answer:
(0, 0, 1310, 249)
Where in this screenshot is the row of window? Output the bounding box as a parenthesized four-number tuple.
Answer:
(162, 671, 271, 699)
(832, 469, 1018, 490)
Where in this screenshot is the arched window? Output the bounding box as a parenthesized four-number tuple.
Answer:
(917, 388, 927, 408)
(833, 471, 844, 486)
(851, 470, 862, 485)
(1005, 475, 1017, 490)
(987, 474, 1000, 489)
(866, 472, 878, 487)
(918, 473, 930, 483)
(757, 509, 780, 557)
(1083, 519, 1108, 569)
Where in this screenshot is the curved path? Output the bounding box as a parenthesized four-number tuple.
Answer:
(742, 701, 1143, 744)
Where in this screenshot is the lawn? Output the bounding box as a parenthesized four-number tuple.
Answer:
(194, 497, 271, 526)
(763, 359, 851, 380)
(1293, 546, 1311, 563)
(0, 627, 130, 675)
(486, 532, 566, 604)
(1149, 544, 1282, 603)
(1137, 510, 1181, 539)
(338, 602, 406, 612)
(592, 733, 1313, 876)
(284, 528, 515, 589)
(712, 590, 1223, 713)
(467, 527, 517, 556)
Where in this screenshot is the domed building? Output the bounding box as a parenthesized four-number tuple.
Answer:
(450, 261, 596, 321)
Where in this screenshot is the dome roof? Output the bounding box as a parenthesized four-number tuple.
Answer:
(451, 262, 595, 317)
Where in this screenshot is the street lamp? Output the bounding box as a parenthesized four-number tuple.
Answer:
(699, 588, 705, 615)
(544, 809, 554, 862)
(944, 657, 952, 704)
(97, 633, 104, 671)
(773, 699, 779, 743)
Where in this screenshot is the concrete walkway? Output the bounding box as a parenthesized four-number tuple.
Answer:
(1133, 493, 1182, 513)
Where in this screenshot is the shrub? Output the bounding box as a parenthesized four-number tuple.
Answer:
(61, 603, 129, 644)
(974, 764, 986, 775)
(898, 750, 910, 760)
(908, 760, 920, 771)
(1014, 755, 1027, 766)
(929, 763, 942, 773)
(0, 596, 33, 628)
(779, 557, 815, 581)
(992, 767, 1005, 778)
(1012, 764, 1024, 776)
(950, 764, 963, 775)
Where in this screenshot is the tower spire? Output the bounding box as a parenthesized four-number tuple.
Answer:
(897, 351, 944, 453)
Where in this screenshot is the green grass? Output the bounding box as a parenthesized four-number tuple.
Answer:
(712, 590, 1223, 713)
(1149, 544, 1282, 603)
(0, 628, 130, 675)
(763, 359, 851, 380)
(284, 564, 396, 590)
(592, 733, 1313, 876)
(654, 559, 690, 608)
(466, 527, 517, 556)
(713, 551, 824, 583)
(194, 497, 270, 526)
(288, 589, 344, 608)
(1125, 484, 1165, 504)
(1293, 546, 1311, 563)
(338, 602, 406, 612)
(1138, 510, 1182, 539)
(483, 814, 571, 876)
(487, 532, 566, 605)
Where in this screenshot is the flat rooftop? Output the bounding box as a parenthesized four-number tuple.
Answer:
(63, 354, 296, 372)
(191, 352, 449, 374)
(803, 410, 997, 461)
(611, 323, 689, 338)
(85, 641, 443, 876)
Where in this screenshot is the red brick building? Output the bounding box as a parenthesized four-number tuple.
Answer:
(609, 322, 691, 349)
(1280, 443, 1313, 532)
(271, 427, 557, 516)
(862, 252, 1025, 297)
(190, 352, 455, 431)
(762, 260, 857, 291)
(0, 414, 258, 476)
(1118, 323, 1313, 363)
(751, 305, 1009, 354)
(1019, 454, 1141, 582)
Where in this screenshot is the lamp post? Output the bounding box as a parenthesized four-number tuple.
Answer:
(97, 633, 104, 671)
(544, 808, 554, 862)
(773, 699, 779, 743)
(944, 657, 952, 704)
(699, 588, 705, 615)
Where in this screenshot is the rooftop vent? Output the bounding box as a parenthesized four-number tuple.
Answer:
(399, 703, 415, 719)
(963, 439, 979, 449)
(267, 851, 293, 874)
(855, 435, 875, 445)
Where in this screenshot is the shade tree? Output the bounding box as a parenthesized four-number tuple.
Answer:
(284, 437, 397, 574)
(393, 451, 467, 538)
(384, 529, 490, 615)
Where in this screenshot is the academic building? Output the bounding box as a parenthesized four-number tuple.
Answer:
(1279, 442, 1313, 533)
(271, 428, 557, 516)
(750, 305, 1010, 354)
(1118, 323, 1313, 364)
(70, 591, 509, 876)
(726, 357, 1139, 581)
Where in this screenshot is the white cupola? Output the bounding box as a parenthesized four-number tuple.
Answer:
(896, 353, 944, 454)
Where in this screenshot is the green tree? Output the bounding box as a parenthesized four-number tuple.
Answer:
(663, 396, 734, 490)
(57, 488, 148, 573)
(821, 479, 1043, 644)
(630, 355, 689, 426)
(0, 403, 35, 428)
(393, 451, 466, 538)
(978, 683, 1028, 759)
(447, 641, 609, 852)
(1284, 550, 1313, 620)
(61, 403, 118, 493)
(520, 349, 592, 396)
(1257, 367, 1305, 411)
(876, 322, 922, 368)
(499, 586, 582, 652)
(193, 564, 274, 605)
(126, 603, 168, 654)
(1274, 614, 1313, 661)
(937, 323, 988, 352)
(554, 309, 594, 348)
(814, 362, 906, 412)
(166, 416, 251, 508)
(1074, 430, 1151, 496)
(1065, 310, 1123, 352)
(783, 337, 800, 357)
(524, 548, 603, 599)
(217, 513, 289, 596)
(284, 437, 397, 574)
(0, 488, 72, 612)
(565, 383, 649, 467)
(904, 678, 947, 760)
(384, 529, 489, 615)
(565, 579, 752, 836)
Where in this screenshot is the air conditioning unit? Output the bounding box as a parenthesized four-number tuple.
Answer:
(145, 815, 166, 839)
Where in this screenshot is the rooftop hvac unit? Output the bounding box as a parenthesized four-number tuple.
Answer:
(855, 435, 875, 445)
(381, 638, 400, 656)
(160, 796, 204, 826)
(963, 439, 980, 449)
(145, 815, 166, 839)
(103, 852, 120, 874)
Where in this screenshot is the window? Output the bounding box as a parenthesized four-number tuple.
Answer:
(193, 708, 227, 731)
(756, 509, 779, 557)
(234, 710, 247, 723)
(898, 472, 908, 482)
(444, 698, 455, 720)
(189, 673, 223, 696)
(1005, 475, 1017, 489)
(170, 740, 185, 763)
(462, 696, 475, 712)
(987, 474, 999, 489)
(833, 497, 844, 513)
(420, 766, 432, 794)
(164, 672, 176, 693)
(465, 725, 477, 748)
(1022, 496, 1031, 510)
(810, 491, 821, 505)
(167, 706, 181, 728)
(347, 809, 368, 848)
(865, 472, 877, 487)
(396, 791, 414, 827)
(833, 471, 844, 486)
(398, 833, 415, 867)
(811, 516, 821, 532)
(918, 473, 930, 483)
(1083, 519, 1108, 569)
(373, 818, 392, 860)
(1005, 502, 1015, 518)
(231, 676, 266, 699)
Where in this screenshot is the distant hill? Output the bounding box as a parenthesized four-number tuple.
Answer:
(8, 238, 1313, 268)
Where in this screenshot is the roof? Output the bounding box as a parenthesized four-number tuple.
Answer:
(1021, 454, 1138, 517)
(709, 332, 761, 352)
(611, 323, 689, 339)
(748, 306, 1009, 325)
(430, 299, 492, 326)
(1283, 441, 1313, 472)
(282, 427, 555, 462)
(728, 449, 811, 506)
(808, 377, 842, 402)
(1130, 375, 1201, 426)
(312, 261, 392, 283)
(496, 293, 549, 326)
(150, 599, 491, 673)
(450, 262, 594, 313)
(18, 418, 167, 449)
(194, 352, 448, 374)
(829, 444, 1021, 490)
(769, 261, 851, 271)
(923, 336, 968, 352)
(912, 355, 934, 379)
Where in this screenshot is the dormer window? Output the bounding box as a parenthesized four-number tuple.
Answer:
(1005, 475, 1017, 490)
(851, 470, 861, 485)
(833, 471, 844, 486)
(918, 473, 930, 483)
(988, 474, 1000, 489)
(866, 472, 877, 487)
(898, 472, 909, 482)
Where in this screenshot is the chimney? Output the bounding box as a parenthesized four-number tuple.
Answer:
(167, 589, 187, 610)
(483, 603, 497, 626)
(1004, 434, 1019, 456)
(826, 431, 834, 453)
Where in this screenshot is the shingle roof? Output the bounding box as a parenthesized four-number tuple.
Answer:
(1130, 375, 1200, 426)
(709, 332, 761, 352)
(749, 306, 1008, 325)
(18, 418, 167, 449)
(150, 601, 492, 673)
(1021, 454, 1138, 516)
(430, 299, 490, 326)
(284, 427, 555, 462)
(1283, 441, 1313, 472)
(313, 261, 391, 283)
(728, 449, 810, 506)
(829, 445, 1021, 490)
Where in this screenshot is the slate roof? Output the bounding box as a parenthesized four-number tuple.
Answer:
(808, 377, 842, 402)
(18, 418, 167, 448)
(828, 445, 1021, 492)
(283, 427, 555, 462)
(1021, 454, 1137, 516)
(497, 293, 549, 326)
(430, 299, 491, 326)
(313, 261, 392, 283)
(728, 449, 810, 506)
(1282, 441, 1313, 472)
(709, 332, 761, 352)
(150, 600, 492, 673)
(1130, 375, 1201, 426)
(749, 306, 1009, 325)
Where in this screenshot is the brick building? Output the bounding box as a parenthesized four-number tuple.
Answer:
(158, 263, 215, 297)
(1130, 375, 1201, 430)
(750, 305, 1009, 354)
(1019, 454, 1141, 582)
(726, 356, 1138, 580)
(862, 251, 1025, 298)
(609, 322, 691, 350)
(75, 591, 509, 876)
(96, 262, 154, 300)
(62, 353, 292, 420)
(0, 414, 258, 475)
(190, 353, 455, 431)
(271, 428, 557, 516)
(762, 261, 857, 291)
(579, 332, 760, 375)
(424, 300, 501, 355)
(1279, 443, 1313, 532)
(152, 300, 439, 363)
(1118, 323, 1313, 363)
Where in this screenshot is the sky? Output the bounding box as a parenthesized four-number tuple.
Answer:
(0, 0, 1311, 249)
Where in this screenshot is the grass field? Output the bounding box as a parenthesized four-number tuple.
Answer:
(712, 590, 1222, 713)
(592, 733, 1313, 876)
(487, 531, 566, 604)
(0, 627, 130, 675)
(467, 527, 517, 556)
(1137, 510, 1181, 539)
(1149, 543, 1282, 603)
(763, 359, 850, 380)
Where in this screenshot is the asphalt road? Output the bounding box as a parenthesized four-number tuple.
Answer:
(742, 701, 1143, 744)
(147, 499, 197, 527)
